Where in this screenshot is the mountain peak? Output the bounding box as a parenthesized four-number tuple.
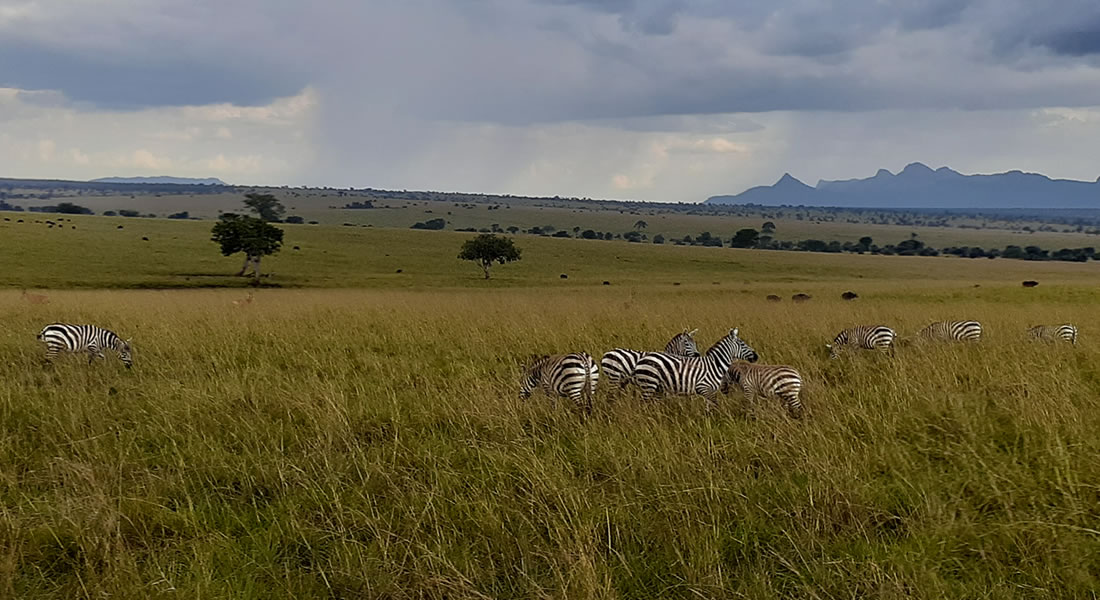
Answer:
(899, 162, 934, 175)
(775, 173, 810, 188)
(704, 162, 1100, 209)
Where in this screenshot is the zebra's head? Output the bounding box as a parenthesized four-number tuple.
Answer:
(519, 354, 548, 399)
(666, 328, 701, 357)
(707, 328, 758, 364)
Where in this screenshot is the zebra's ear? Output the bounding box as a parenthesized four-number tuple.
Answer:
(824, 343, 832, 349)
(688, 328, 698, 336)
(731, 328, 739, 337)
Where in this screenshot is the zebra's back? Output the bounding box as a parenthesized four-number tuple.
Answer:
(829, 325, 896, 358)
(919, 320, 982, 342)
(726, 362, 803, 418)
(1028, 324, 1078, 345)
(521, 353, 598, 411)
(601, 348, 642, 388)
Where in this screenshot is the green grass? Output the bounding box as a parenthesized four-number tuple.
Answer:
(4, 214, 1100, 597)
(4, 211, 1100, 290)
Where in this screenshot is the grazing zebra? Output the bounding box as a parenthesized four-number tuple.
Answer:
(1027, 324, 1078, 345)
(600, 329, 701, 390)
(724, 361, 803, 419)
(519, 352, 599, 413)
(918, 320, 982, 342)
(38, 323, 133, 368)
(827, 325, 896, 359)
(634, 328, 758, 410)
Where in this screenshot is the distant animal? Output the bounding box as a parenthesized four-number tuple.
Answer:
(725, 361, 803, 419)
(17, 219, 23, 223)
(232, 292, 255, 307)
(1027, 324, 1078, 345)
(841, 291, 859, 300)
(603, 281, 611, 286)
(792, 293, 812, 302)
(395, 269, 403, 273)
(117, 225, 124, 229)
(634, 328, 759, 410)
(827, 325, 897, 359)
(560, 274, 568, 279)
(21, 289, 49, 304)
(293, 246, 300, 250)
(519, 352, 598, 413)
(917, 320, 982, 342)
(673, 282, 681, 286)
(142, 236, 149, 241)
(601, 329, 702, 390)
(766, 295, 781, 302)
(1022, 280, 1039, 288)
(38, 323, 133, 368)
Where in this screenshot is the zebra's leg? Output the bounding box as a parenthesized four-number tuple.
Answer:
(783, 392, 803, 420)
(43, 344, 59, 366)
(740, 385, 757, 420)
(87, 344, 99, 364)
(698, 384, 719, 414)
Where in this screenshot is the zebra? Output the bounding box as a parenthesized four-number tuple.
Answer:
(519, 352, 599, 413)
(600, 329, 701, 390)
(724, 361, 803, 419)
(917, 320, 982, 342)
(827, 325, 896, 359)
(1027, 324, 1078, 345)
(38, 323, 133, 368)
(634, 328, 758, 410)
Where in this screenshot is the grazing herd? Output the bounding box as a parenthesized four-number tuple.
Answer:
(22, 311, 1079, 422)
(522, 318, 1080, 418)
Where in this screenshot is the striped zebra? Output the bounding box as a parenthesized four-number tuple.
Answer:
(724, 361, 803, 419)
(519, 352, 599, 413)
(827, 325, 896, 359)
(38, 323, 133, 368)
(918, 320, 982, 342)
(634, 328, 758, 410)
(600, 329, 701, 390)
(1027, 324, 1078, 345)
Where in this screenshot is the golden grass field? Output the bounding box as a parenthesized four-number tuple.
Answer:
(3, 212, 1100, 598)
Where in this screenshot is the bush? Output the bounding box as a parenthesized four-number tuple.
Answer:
(284, 216, 305, 224)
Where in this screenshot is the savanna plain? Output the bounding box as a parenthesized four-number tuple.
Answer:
(3, 210, 1100, 599)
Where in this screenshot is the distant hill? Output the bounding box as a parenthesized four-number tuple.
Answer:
(706, 163, 1100, 209)
(91, 176, 228, 186)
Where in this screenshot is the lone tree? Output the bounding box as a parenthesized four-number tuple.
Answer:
(211, 214, 284, 278)
(633, 220, 648, 230)
(243, 193, 286, 222)
(730, 228, 760, 248)
(458, 234, 522, 280)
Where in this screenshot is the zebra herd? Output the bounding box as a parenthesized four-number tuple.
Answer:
(28, 319, 1079, 420)
(521, 320, 1080, 418)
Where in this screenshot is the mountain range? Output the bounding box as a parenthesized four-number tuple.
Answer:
(705, 163, 1100, 209)
(91, 176, 228, 185)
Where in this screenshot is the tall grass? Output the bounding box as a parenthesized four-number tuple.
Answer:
(2, 287, 1099, 598)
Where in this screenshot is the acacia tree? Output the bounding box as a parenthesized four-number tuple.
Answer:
(633, 220, 648, 230)
(243, 193, 286, 222)
(458, 234, 522, 279)
(211, 214, 284, 278)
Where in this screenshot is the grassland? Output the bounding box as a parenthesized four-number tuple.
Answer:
(4, 213, 1100, 598)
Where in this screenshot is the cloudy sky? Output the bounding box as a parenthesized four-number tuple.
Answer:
(2, 0, 1099, 202)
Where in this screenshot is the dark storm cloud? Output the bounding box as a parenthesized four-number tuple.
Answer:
(2, 0, 1100, 118)
(0, 41, 303, 109)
